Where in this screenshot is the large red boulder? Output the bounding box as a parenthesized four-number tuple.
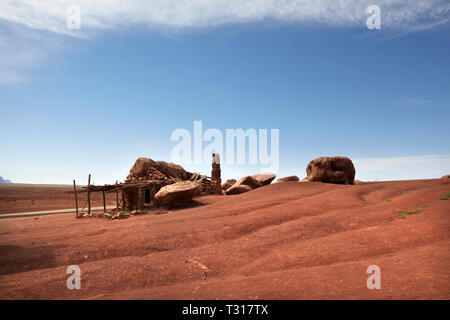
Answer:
(234, 175, 262, 189)
(225, 175, 262, 195)
(126, 157, 188, 181)
(154, 181, 201, 207)
(277, 175, 300, 183)
(221, 179, 237, 190)
(226, 184, 252, 195)
(304, 156, 355, 185)
(252, 173, 276, 186)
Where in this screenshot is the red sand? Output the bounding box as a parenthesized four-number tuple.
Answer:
(0, 184, 116, 214)
(0, 179, 449, 299)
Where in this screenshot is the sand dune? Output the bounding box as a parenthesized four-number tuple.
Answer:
(0, 179, 449, 299)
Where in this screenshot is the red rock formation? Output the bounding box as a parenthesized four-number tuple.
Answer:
(252, 173, 276, 186)
(126, 157, 187, 181)
(277, 175, 300, 183)
(304, 156, 355, 185)
(154, 181, 201, 208)
(226, 175, 262, 195)
(221, 179, 237, 190)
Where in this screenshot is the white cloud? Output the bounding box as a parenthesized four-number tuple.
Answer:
(354, 155, 450, 181)
(0, 20, 68, 84)
(0, 0, 449, 84)
(0, 0, 449, 36)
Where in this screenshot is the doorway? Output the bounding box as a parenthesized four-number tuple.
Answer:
(143, 188, 151, 204)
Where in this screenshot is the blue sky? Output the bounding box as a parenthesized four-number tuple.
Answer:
(0, 1, 449, 184)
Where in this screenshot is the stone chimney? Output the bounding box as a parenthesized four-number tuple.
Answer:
(211, 153, 222, 194)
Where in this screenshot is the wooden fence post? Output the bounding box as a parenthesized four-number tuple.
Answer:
(87, 174, 91, 216)
(115, 181, 119, 211)
(73, 179, 79, 218)
(102, 190, 106, 213)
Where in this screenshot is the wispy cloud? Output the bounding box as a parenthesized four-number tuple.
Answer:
(1, 0, 449, 35)
(398, 96, 431, 105)
(0, 0, 449, 84)
(0, 20, 68, 85)
(354, 154, 450, 181)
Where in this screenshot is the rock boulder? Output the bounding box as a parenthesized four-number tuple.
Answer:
(127, 157, 187, 181)
(304, 156, 355, 185)
(252, 173, 276, 186)
(154, 181, 201, 207)
(226, 175, 262, 195)
(226, 184, 253, 195)
(277, 175, 300, 183)
(221, 179, 237, 190)
(234, 175, 262, 189)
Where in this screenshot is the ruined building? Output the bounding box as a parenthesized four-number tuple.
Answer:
(76, 155, 223, 216)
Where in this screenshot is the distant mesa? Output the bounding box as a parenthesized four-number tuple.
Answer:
(0, 176, 12, 183)
(442, 175, 450, 179)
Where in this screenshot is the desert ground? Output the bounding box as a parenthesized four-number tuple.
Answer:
(0, 179, 449, 299)
(0, 184, 116, 214)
